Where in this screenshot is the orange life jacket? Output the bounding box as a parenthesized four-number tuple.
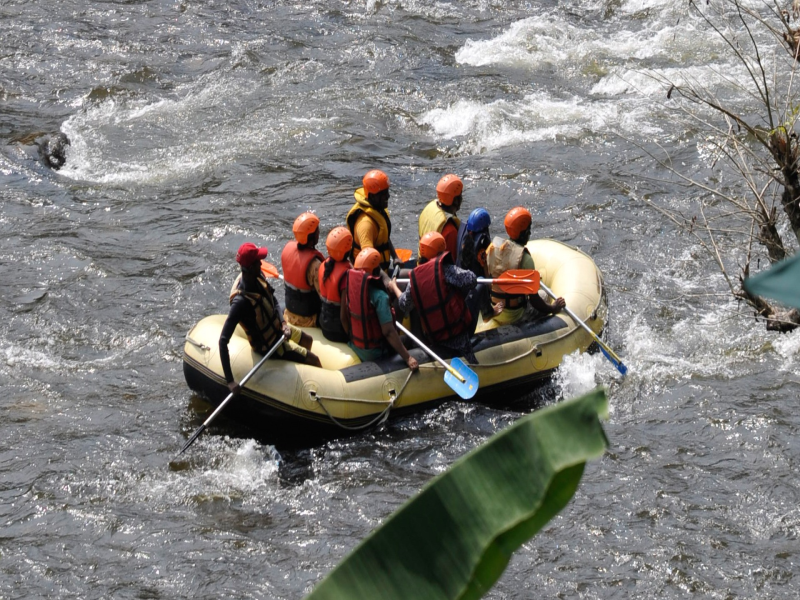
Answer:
(318, 258, 351, 342)
(281, 241, 324, 317)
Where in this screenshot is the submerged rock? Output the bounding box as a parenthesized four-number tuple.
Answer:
(36, 133, 70, 170)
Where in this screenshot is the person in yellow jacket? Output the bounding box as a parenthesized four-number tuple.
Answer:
(346, 169, 399, 270)
(485, 206, 565, 325)
(418, 174, 463, 261)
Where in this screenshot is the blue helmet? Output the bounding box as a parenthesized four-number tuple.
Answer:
(467, 208, 491, 233)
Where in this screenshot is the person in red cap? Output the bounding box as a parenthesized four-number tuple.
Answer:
(219, 242, 322, 395)
(281, 212, 324, 327)
(346, 169, 400, 270)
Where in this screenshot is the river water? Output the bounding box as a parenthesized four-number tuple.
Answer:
(1, 0, 798, 598)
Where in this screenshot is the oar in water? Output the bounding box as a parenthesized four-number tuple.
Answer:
(538, 281, 628, 376)
(176, 334, 287, 457)
(395, 322, 478, 400)
(396, 269, 541, 295)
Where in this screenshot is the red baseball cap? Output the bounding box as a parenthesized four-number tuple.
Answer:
(236, 242, 268, 267)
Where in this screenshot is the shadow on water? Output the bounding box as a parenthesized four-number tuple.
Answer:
(481, 375, 558, 412)
(175, 372, 560, 484)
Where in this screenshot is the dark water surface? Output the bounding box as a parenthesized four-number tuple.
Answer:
(1, 1, 798, 598)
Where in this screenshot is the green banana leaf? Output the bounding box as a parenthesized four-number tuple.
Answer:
(743, 253, 800, 310)
(306, 388, 609, 600)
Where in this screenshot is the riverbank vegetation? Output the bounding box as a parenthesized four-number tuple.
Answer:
(643, 0, 800, 331)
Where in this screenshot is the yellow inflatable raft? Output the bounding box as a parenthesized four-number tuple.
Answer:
(182, 239, 608, 440)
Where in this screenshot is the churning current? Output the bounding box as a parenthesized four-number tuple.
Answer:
(0, 0, 797, 598)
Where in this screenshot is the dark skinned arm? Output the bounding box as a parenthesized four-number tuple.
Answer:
(381, 321, 418, 371)
(529, 293, 566, 315)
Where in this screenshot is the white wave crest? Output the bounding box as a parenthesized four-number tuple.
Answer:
(418, 92, 656, 152)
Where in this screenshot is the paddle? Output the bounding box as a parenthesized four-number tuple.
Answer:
(396, 269, 541, 296)
(395, 322, 478, 400)
(539, 281, 628, 376)
(260, 261, 283, 280)
(394, 248, 413, 263)
(176, 334, 287, 457)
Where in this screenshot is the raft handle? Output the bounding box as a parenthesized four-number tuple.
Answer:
(186, 335, 211, 352)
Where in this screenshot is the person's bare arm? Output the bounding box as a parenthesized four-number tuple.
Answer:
(381, 322, 418, 371)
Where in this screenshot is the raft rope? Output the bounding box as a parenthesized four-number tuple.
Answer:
(414, 344, 541, 370)
(186, 306, 598, 431)
(310, 370, 415, 431)
(457, 311, 603, 368)
(311, 344, 542, 431)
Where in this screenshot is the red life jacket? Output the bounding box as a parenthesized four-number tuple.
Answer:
(281, 241, 324, 317)
(318, 258, 351, 342)
(409, 252, 471, 343)
(346, 269, 386, 350)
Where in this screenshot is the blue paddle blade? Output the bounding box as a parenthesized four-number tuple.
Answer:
(444, 357, 479, 400)
(600, 346, 628, 376)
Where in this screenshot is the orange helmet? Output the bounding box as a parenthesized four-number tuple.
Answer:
(292, 212, 320, 245)
(354, 247, 382, 272)
(504, 206, 532, 240)
(363, 169, 390, 195)
(325, 226, 353, 262)
(419, 231, 447, 260)
(436, 174, 463, 206)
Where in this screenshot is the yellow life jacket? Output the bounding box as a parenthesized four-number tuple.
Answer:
(418, 199, 461, 239)
(346, 187, 392, 267)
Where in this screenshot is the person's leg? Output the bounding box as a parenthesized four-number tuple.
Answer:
(303, 350, 322, 368)
(298, 331, 314, 351)
(277, 343, 322, 368)
(285, 326, 322, 367)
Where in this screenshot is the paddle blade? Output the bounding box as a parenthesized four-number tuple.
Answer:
(395, 248, 413, 263)
(444, 357, 479, 400)
(493, 269, 540, 295)
(177, 424, 206, 457)
(600, 346, 628, 376)
(260, 261, 281, 279)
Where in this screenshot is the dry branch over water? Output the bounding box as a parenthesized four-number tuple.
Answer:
(646, 0, 800, 330)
